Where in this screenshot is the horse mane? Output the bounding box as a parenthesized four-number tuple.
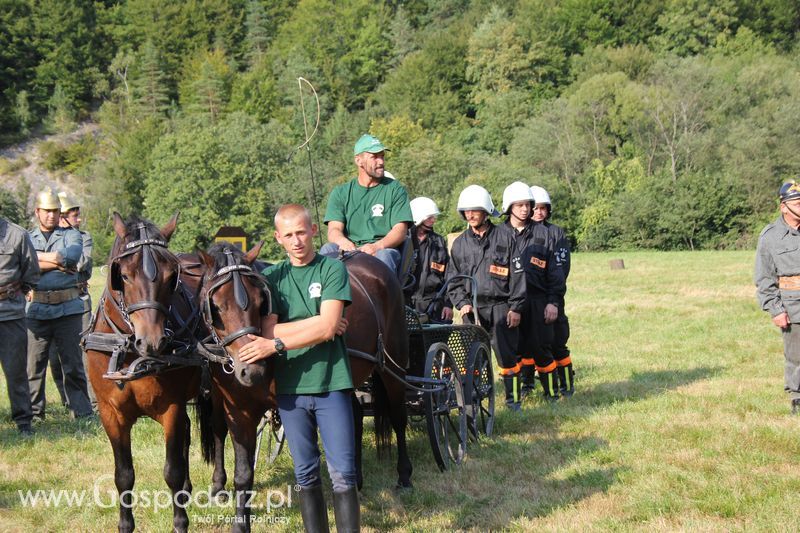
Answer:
(206, 242, 246, 273)
(110, 215, 176, 263)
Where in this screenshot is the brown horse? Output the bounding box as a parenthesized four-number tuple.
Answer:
(196, 245, 412, 529)
(195, 242, 275, 532)
(84, 213, 211, 533)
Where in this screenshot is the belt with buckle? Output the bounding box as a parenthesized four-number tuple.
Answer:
(29, 287, 81, 304)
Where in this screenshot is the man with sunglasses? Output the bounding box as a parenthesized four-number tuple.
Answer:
(756, 180, 800, 415)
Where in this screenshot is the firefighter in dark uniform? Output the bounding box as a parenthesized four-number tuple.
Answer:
(406, 197, 453, 323)
(531, 185, 575, 396)
(447, 185, 526, 411)
(26, 188, 92, 420)
(501, 182, 565, 402)
(0, 212, 40, 435)
(755, 180, 800, 414)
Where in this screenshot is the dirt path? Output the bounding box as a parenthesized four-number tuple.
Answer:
(0, 122, 100, 202)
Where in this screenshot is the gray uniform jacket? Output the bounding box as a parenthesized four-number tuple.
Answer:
(0, 218, 41, 321)
(755, 215, 800, 322)
(447, 221, 526, 313)
(26, 226, 83, 320)
(76, 229, 93, 284)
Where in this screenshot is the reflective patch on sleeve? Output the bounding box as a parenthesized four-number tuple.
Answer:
(430, 261, 446, 273)
(530, 257, 547, 269)
(489, 264, 509, 277)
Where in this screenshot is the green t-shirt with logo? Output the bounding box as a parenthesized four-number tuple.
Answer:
(323, 177, 413, 246)
(263, 254, 353, 395)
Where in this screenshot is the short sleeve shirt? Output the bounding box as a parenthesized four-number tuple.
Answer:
(263, 254, 353, 394)
(323, 177, 413, 246)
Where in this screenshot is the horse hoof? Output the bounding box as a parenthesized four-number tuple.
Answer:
(210, 487, 228, 501)
(394, 481, 413, 491)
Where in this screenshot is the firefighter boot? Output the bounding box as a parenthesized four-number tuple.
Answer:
(556, 363, 575, 397)
(520, 363, 537, 398)
(503, 374, 522, 412)
(538, 370, 560, 403)
(332, 486, 360, 533)
(299, 484, 330, 533)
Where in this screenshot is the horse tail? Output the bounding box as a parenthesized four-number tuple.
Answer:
(371, 372, 394, 460)
(195, 390, 215, 464)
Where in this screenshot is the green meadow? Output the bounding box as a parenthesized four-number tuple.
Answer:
(2, 250, 798, 532)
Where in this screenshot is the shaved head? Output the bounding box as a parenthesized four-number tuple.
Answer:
(274, 204, 312, 229)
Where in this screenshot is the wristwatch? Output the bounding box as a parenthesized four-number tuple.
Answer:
(273, 338, 286, 354)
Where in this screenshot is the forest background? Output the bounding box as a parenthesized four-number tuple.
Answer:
(1, 0, 799, 260)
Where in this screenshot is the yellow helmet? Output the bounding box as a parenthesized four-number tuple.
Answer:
(36, 188, 61, 210)
(58, 191, 80, 212)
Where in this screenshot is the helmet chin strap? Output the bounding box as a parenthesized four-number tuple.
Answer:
(784, 202, 800, 221)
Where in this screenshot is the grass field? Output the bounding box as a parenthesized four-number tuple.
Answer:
(2, 250, 798, 532)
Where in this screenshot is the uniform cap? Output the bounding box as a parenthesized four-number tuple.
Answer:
(530, 185, 552, 205)
(354, 134, 387, 155)
(456, 185, 498, 219)
(36, 188, 61, 210)
(502, 181, 534, 214)
(58, 191, 80, 212)
(410, 197, 440, 226)
(779, 181, 800, 203)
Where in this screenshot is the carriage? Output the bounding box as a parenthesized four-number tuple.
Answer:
(254, 277, 497, 473)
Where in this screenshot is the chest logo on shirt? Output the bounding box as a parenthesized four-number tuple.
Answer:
(513, 257, 522, 270)
(430, 261, 446, 273)
(308, 282, 322, 299)
(530, 257, 547, 269)
(371, 204, 385, 217)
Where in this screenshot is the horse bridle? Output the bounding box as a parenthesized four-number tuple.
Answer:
(201, 250, 271, 370)
(107, 223, 180, 333)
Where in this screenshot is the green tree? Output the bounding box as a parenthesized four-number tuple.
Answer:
(143, 113, 295, 255)
(133, 40, 170, 119)
(179, 48, 234, 123)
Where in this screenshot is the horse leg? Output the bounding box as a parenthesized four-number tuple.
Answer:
(351, 392, 364, 491)
(162, 406, 190, 533)
(229, 419, 257, 533)
(210, 396, 228, 497)
(182, 411, 193, 494)
(108, 418, 136, 533)
(386, 378, 413, 489)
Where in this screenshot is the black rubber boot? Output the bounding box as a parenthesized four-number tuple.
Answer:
(298, 484, 330, 533)
(538, 370, 560, 403)
(502, 374, 521, 411)
(556, 363, 575, 397)
(520, 365, 537, 397)
(332, 486, 360, 533)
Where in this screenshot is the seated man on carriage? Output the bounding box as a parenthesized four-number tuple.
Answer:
(239, 204, 360, 533)
(321, 134, 413, 275)
(405, 196, 453, 323)
(446, 185, 527, 412)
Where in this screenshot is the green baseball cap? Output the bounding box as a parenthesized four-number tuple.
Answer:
(354, 134, 387, 155)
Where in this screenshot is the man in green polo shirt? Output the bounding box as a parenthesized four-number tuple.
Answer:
(238, 204, 359, 533)
(321, 133, 413, 274)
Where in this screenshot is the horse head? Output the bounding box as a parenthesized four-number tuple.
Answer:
(107, 212, 181, 357)
(199, 241, 271, 387)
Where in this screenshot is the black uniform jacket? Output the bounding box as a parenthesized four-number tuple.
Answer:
(408, 230, 449, 314)
(447, 221, 525, 313)
(503, 221, 566, 305)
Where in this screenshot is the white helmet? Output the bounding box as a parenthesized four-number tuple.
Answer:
(530, 185, 552, 205)
(456, 185, 498, 219)
(502, 181, 534, 214)
(410, 197, 440, 226)
(383, 170, 396, 180)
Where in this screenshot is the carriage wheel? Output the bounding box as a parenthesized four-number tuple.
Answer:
(253, 409, 285, 469)
(423, 342, 467, 472)
(465, 341, 495, 440)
